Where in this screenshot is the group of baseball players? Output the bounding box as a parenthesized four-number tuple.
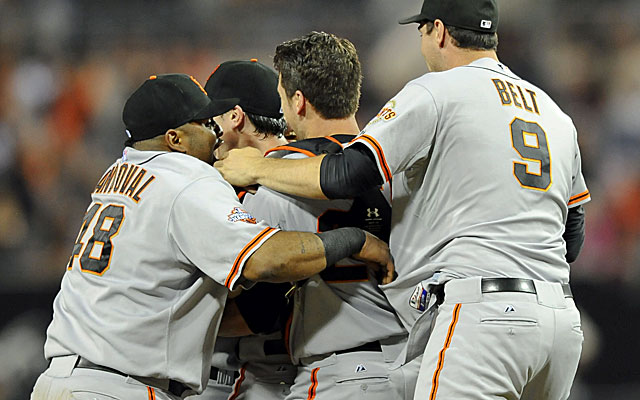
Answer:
(31, 1, 590, 399)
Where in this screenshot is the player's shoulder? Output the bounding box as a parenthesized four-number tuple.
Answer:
(123, 148, 225, 188)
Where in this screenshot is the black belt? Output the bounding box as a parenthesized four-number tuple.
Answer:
(335, 340, 382, 355)
(74, 357, 189, 397)
(430, 278, 572, 304)
(481, 278, 572, 297)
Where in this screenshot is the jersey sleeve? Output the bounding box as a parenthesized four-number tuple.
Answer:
(567, 130, 591, 208)
(168, 176, 279, 290)
(241, 187, 291, 229)
(346, 82, 439, 182)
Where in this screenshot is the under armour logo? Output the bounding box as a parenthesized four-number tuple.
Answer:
(366, 208, 380, 218)
(355, 364, 367, 373)
(505, 305, 515, 313)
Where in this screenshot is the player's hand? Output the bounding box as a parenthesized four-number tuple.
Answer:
(352, 231, 396, 285)
(214, 147, 263, 187)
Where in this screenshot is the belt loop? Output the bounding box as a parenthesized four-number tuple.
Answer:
(442, 277, 483, 304)
(47, 355, 80, 378)
(532, 281, 566, 309)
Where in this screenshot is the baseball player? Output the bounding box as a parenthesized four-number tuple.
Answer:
(215, 1, 590, 399)
(30, 73, 396, 400)
(188, 59, 294, 400)
(214, 33, 411, 400)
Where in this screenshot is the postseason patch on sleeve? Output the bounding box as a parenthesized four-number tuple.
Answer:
(365, 99, 398, 128)
(227, 207, 258, 224)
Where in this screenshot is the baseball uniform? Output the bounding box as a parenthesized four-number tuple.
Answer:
(194, 276, 296, 400)
(242, 135, 411, 400)
(31, 147, 279, 399)
(227, 331, 297, 400)
(350, 57, 589, 399)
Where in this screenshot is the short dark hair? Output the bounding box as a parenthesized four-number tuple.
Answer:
(274, 31, 362, 119)
(422, 20, 498, 51)
(245, 112, 286, 138)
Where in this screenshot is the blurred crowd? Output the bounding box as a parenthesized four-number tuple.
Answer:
(0, 0, 638, 398)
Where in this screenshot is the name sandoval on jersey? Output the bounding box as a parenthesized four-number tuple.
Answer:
(92, 162, 155, 203)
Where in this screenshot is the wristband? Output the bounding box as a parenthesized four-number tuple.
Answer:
(315, 227, 366, 267)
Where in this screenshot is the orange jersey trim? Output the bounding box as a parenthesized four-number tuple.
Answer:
(284, 311, 293, 358)
(264, 145, 316, 158)
(228, 366, 246, 400)
(324, 135, 344, 147)
(568, 190, 590, 206)
(225, 227, 276, 288)
(147, 386, 156, 400)
(429, 303, 462, 400)
(356, 135, 392, 183)
(306, 367, 320, 400)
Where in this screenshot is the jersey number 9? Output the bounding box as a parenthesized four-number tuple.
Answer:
(510, 118, 551, 191)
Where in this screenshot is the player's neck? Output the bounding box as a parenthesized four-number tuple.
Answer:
(244, 133, 288, 155)
(447, 49, 498, 69)
(257, 135, 288, 155)
(303, 115, 360, 139)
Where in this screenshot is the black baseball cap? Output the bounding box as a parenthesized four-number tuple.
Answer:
(399, 0, 499, 33)
(204, 59, 282, 119)
(122, 73, 239, 142)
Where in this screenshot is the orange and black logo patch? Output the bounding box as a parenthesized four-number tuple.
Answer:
(367, 100, 398, 127)
(227, 207, 257, 224)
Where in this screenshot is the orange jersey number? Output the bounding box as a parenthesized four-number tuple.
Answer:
(67, 203, 125, 276)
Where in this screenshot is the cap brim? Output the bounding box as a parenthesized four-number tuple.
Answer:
(193, 97, 240, 120)
(398, 13, 426, 25)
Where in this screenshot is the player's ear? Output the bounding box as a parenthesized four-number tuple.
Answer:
(434, 19, 446, 48)
(294, 90, 305, 115)
(230, 106, 245, 130)
(165, 129, 188, 154)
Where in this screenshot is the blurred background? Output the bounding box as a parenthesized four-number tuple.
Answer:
(0, 0, 638, 398)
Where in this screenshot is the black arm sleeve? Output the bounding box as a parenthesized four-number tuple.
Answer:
(564, 205, 585, 263)
(320, 143, 384, 199)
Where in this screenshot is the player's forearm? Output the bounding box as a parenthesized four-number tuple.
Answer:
(242, 228, 383, 284)
(564, 205, 585, 263)
(242, 231, 327, 283)
(254, 156, 327, 199)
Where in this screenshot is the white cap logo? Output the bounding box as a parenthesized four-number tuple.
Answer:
(480, 20, 492, 29)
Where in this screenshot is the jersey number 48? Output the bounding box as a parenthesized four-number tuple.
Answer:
(66, 202, 125, 275)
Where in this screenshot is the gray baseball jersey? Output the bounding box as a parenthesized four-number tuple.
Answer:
(44, 147, 278, 392)
(350, 58, 590, 329)
(242, 147, 406, 364)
